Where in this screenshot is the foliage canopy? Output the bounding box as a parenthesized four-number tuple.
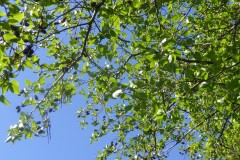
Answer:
(0, 0, 240, 159)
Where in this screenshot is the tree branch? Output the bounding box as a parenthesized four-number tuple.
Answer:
(176, 57, 214, 64)
(31, 0, 106, 116)
(165, 110, 218, 154)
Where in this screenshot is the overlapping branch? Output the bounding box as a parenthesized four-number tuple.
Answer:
(31, 0, 106, 115)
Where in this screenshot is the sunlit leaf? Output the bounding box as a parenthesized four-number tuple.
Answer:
(10, 80, 20, 94)
(13, 12, 24, 22)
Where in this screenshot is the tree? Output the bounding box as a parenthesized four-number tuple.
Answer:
(0, 0, 240, 159)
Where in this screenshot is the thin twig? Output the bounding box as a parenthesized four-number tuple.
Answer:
(165, 110, 218, 153)
(176, 57, 214, 64)
(30, 0, 106, 116)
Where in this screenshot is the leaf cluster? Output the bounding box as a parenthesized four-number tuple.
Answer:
(0, 0, 240, 159)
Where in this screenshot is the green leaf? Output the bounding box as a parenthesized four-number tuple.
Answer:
(1, 83, 9, 95)
(13, 12, 24, 22)
(109, 30, 117, 37)
(24, 60, 34, 69)
(9, 4, 20, 14)
(233, 52, 240, 63)
(32, 121, 38, 132)
(38, 76, 45, 85)
(133, 0, 142, 8)
(70, 37, 77, 45)
(125, 105, 133, 112)
(3, 33, 18, 42)
(25, 79, 32, 86)
(0, 11, 5, 17)
(10, 80, 20, 94)
(0, 95, 11, 106)
(25, 132, 33, 139)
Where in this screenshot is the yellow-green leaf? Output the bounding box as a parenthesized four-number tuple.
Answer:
(13, 12, 24, 22)
(38, 76, 45, 85)
(24, 59, 34, 69)
(3, 33, 18, 41)
(25, 79, 32, 86)
(10, 80, 20, 94)
(0, 11, 5, 17)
